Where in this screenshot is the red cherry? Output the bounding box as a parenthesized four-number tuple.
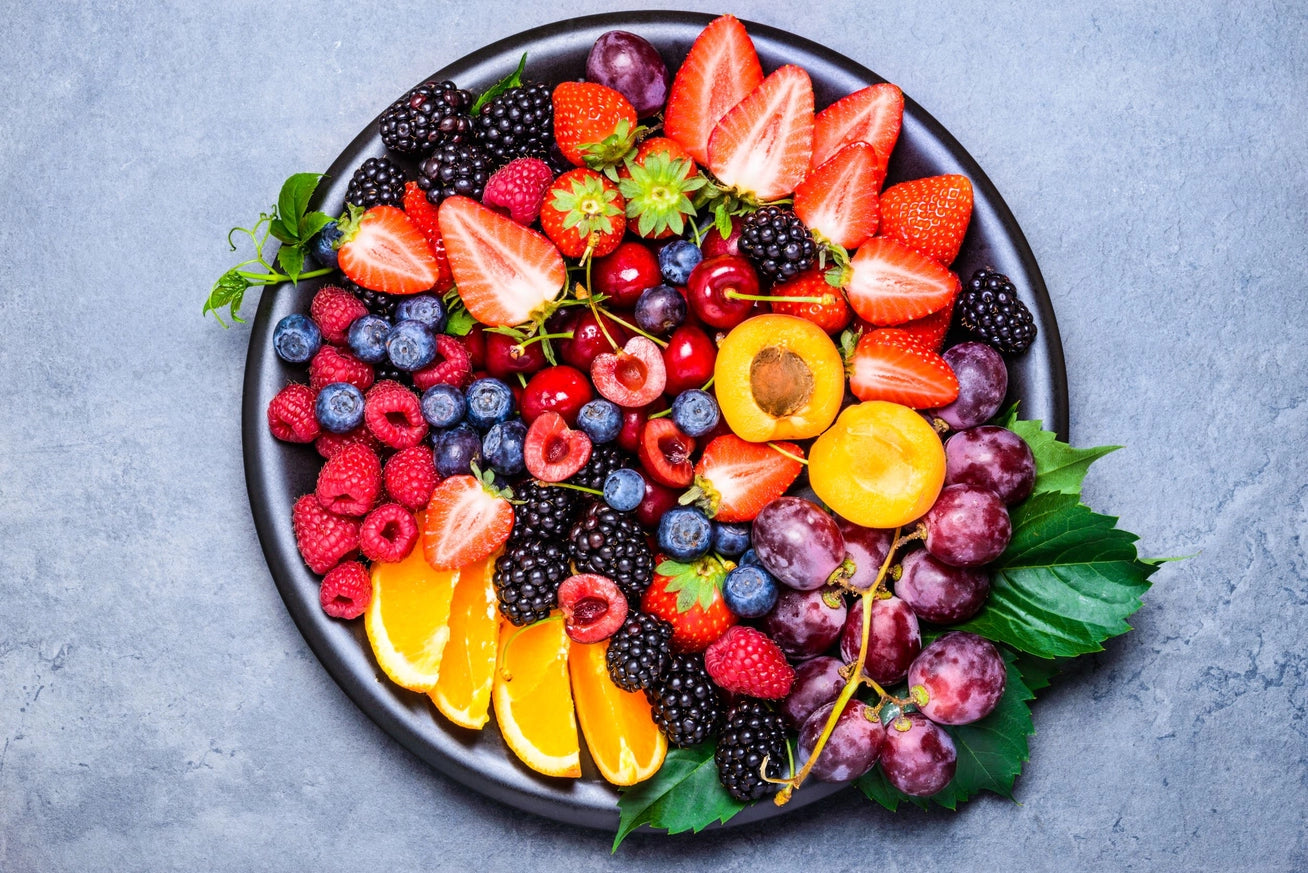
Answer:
(463, 325, 487, 369)
(521, 365, 594, 426)
(700, 217, 743, 258)
(523, 412, 593, 482)
(484, 331, 548, 379)
(686, 255, 761, 329)
(591, 336, 668, 408)
(638, 417, 695, 487)
(636, 469, 682, 528)
(592, 241, 661, 308)
(617, 405, 648, 453)
(560, 309, 630, 371)
(662, 324, 717, 396)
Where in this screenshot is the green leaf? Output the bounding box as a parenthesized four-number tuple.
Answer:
(472, 52, 526, 115)
(955, 490, 1157, 658)
(613, 744, 745, 850)
(445, 307, 475, 336)
(277, 172, 324, 242)
(1008, 418, 1120, 497)
(299, 210, 334, 242)
(268, 216, 297, 245)
(277, 245, 306, 283)
(202, 268, 252, 327)
(1013, 652, 1067, 693)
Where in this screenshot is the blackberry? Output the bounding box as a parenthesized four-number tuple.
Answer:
(475, 81, 556, 166)
(418, 141, 495, 205)
(714, 699, 789, 802)
(378, 80, 474, 156)
(569, 501, 654, 602)
(568, 443, 633, 492)
(344, 281, 401, 321)
(645, 653, 725, 747)
(492, 537, 571, 626)
(738, 205, 817, 284)
(344, 157, 407, 209)
(606, 612, 673, 692)
(957, 267, 1038, 354)
(510, 480, 579, 543)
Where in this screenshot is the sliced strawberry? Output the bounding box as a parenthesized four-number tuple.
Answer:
(844, 236, 960, 326)
(707, 65, 814, 202)
(889, 288, 957, 353)
(437, 195, 566, 327)
(847, 328, 959, 408)
(770, 268, 852, 334)
(337, 205, 440, 295)
(879, 174, 974, 266)
(401, 181, 454, 292)
(793, 141, 882, 250)
(663, 14, 763, 166)
(642, 556, 737, 653)
(421, 472, 513, 571)
(689, 435, 804, 523)
(551, 81, 638, 169)
(810, 83, 903, 183)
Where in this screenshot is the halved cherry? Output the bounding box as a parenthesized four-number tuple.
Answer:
(558, 574, 629, 643)
(638, 417, 696, 487)
(523, 411, 593, 482)
(591, 336, 667, 407)
(662, 323, 717, 396)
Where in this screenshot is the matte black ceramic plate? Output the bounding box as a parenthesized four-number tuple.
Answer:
(243, 11, 1067, 832)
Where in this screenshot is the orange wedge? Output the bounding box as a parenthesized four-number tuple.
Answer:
(492, 617, 580, 778)
(429, 551, 501, 729)
(365, 528, 458, 693)
(570, 639, 668, 786)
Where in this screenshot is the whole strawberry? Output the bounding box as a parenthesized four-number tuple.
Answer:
(540, 168, 626, 260)
(769, 269, 852, 335)
(879, 174, 974, 267)
(641, 556, 737, 652)
(551, 81, 639, 169)
(705, 625, 795, 699)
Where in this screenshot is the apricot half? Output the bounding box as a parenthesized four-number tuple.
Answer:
(714, 314, 844, 442)
(810, 401, 946, 528)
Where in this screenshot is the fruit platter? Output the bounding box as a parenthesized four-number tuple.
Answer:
(227, 11, 1157, 842)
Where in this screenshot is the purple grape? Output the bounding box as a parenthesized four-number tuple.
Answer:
(931, 342, 1008, 430)
(764, 587, 846, 661)
(944, 425, 1036, 505)
(585, 31, 671, 117)
(798, 699, 886, 782)
(923, 485, 1012, 567)
(780, 656, 846, 730)
(908, 632, 1006, 725)
(879, 712, 957, 796)
(836, 519, 893, 592)
(752, 497, 846, 591)
(895, 549, 991, 625)
(840, 595, 921, 684)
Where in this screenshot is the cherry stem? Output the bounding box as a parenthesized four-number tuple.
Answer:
(543, 481, 604, 496)
(724, 290, 826, 304)
(700, 374, 715, 391)
(766, 442, 808, 466)
(597, 306, 669, 349)
(515, 331, 574, 350)
(587, 294, 620, 352)
(647, 408, 672, 419)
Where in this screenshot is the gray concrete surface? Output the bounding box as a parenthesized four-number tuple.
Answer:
(1, 1, 1305, 870)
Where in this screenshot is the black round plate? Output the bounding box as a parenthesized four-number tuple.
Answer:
(242, 11, 1068, 832)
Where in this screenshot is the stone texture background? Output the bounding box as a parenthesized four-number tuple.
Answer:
(1, 1, 1304, 870)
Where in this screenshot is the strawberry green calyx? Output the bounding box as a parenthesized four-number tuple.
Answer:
(619, 153, 707, 238)
(551, 172, 624, 240)
(471, 461, 515, 502)
(677, 474, 722, 518)
(655, 556, 730, 613)
(579, 119, 644, 171)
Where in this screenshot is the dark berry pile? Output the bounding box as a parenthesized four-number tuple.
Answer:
(475, 81, 557, 166)
(738, 206, 816, 284)
(645, 653, 725, 748)
(957, 267, 1038, 354)
(714, 699, 789, 801)
(418, 141, 496, 205)
(345, 157, 407, 210)
(379, 80, 474, 155)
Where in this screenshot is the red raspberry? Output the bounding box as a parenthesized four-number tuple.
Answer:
(402, 182, 454, 292)
(310, 284, 369, 345)
(315, 425, 380, 460)
(292, 494, 360, 574)
(319, 561, 372, 619)
(482, 157, 555, 225)
(704, 626, 796, 700)
(267, 383, 321, 443)
(383, 445, 438, 510)
(359, 503, 419, 563)
(309, 345, 375, 392)
(315, 443, 382, 516)
(412, 334, 472, 392)
(364, 380, 428, 449)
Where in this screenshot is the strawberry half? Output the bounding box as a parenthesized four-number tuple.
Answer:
(879, 174, 974, 266)
(810, 83, 903, 182)
(421, 470, 514, 571)
(551, 81, 638, 169)
(401, 181, 454, 292)
(844, 236, 960, 326)
(889, 289, 958, 353)
(663, 14, 763, 166)
(337, 205, 440, 295)
(793, 141, 883, 250)
(707, 64, 814, 202)
(641, 556, 737, 653)
(688, 434, 805, 523)
(847, 328, 959, 408)
(437, 195, 566, 327)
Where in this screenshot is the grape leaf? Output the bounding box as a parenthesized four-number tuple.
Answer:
(613, 744, 744, 851)
(857, 651, 1034, 811)
(202, 268, 252, 326)
(277, 172, 325, 243)
(955, 490, 1157, 658)
(1010, 418, 1120, 497)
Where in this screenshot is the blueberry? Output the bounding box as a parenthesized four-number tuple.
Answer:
(433, 423, 482, 477)
(576, 398, 623, 444)
(657, 506, 713, 562)
(722, 565, 779, 618)
(712, 522, 751, 558)
(310, 219, 342, 269)
(603, 468, 645, 512)
(314, 382, 365, 433)
(739, 548, 761, 568)
(273, 313, 322, 364)
(347, 314, 391, 364)
(634, 284, 687, 336)
(658, 239, 703, 285)
(482, 419, 527, 477)
(465, 378, 515, 430)
(395, 294, 447, 334)
(386, 320, 437, 371)
(671, 389, 720, 437)
(421, 384, 466, 429)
